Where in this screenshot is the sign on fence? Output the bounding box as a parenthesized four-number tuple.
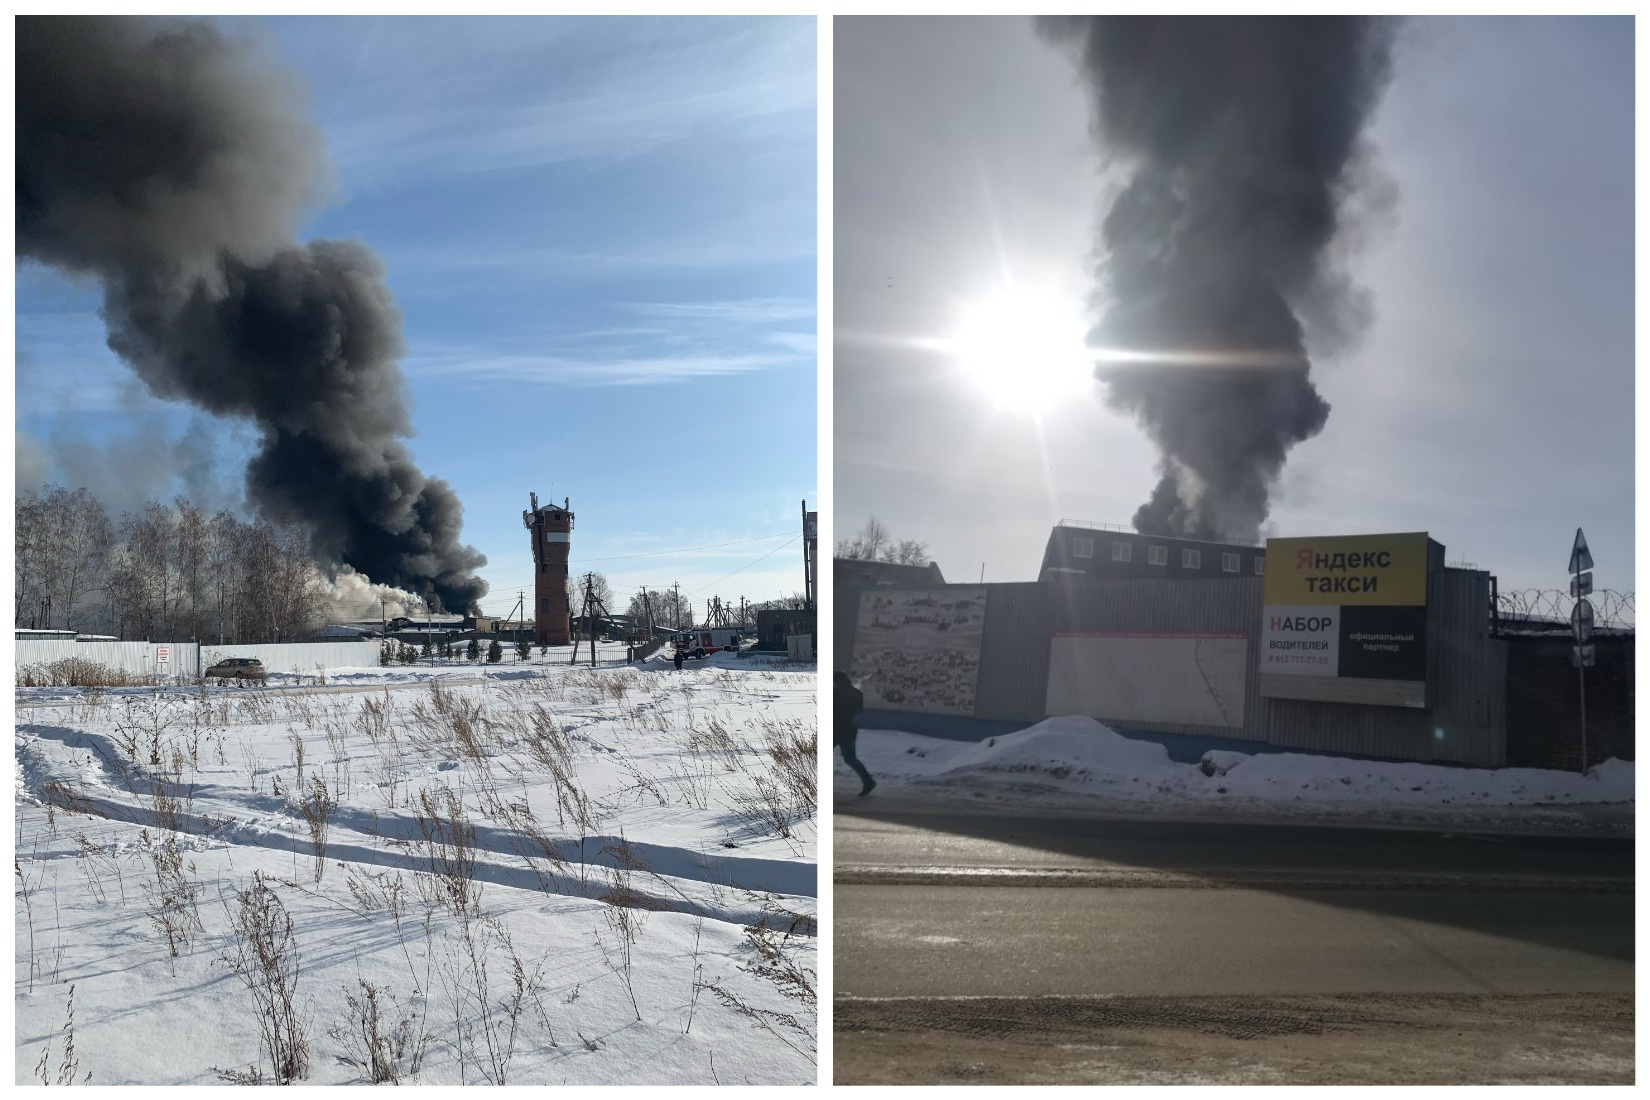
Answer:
(1569, 527, 1594, 770)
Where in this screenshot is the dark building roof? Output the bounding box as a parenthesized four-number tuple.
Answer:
(1040, 523, 1266, 583)
(834, 557, 946, 588)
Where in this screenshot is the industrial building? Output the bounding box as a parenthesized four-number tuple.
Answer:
(838, 524, 1632, 769)
(1040, 521, 1266, 582)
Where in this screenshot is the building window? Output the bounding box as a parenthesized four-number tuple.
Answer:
(540, 598, 549, 613)
(1222, 552, 1240, 573)
(1182, 548, 1201, 569)
(1111, 541, 1132, 563)
(1072, 537, 1095, 559)
(1147, 544, 1167, 566)
(1254, 556, 1266, 575)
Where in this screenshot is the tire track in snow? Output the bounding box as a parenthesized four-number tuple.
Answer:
(18, 722, 814, 929)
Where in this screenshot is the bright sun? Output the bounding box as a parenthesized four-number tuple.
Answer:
(949, 286, 1094, 413)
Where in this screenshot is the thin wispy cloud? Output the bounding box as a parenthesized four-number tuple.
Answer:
(767, 331, 817, 355)
(310, 17, 815, 189)
(625, 297, 815, 322)
(385, 238, 814, 276)
(405, 350, 796, 387)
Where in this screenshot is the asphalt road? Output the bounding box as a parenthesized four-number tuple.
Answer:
(834, 808, 1635, 1084)
(835, 808, 1636, 882)
(837, 884, 1632, 997)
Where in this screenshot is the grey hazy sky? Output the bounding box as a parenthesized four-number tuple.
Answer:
(835, 16, 1633, 600)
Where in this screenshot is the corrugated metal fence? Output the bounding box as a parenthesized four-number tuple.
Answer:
(15, 639, 196, 677)
(201, 641, 382, 675)
(16, 639, 382, 680)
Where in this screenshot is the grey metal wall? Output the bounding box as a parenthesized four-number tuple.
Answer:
(973, 583, 1054, 721)
(839, 568, 1507, 766)
(835, 583, 862, 674)
(1260, 569, 1505, 766)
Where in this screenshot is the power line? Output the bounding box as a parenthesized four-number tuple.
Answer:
(566, 531, 792, 566)
(685, 535, 801, 598)
(473, 537, 799, 615)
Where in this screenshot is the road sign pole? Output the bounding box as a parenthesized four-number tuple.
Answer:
(1579, 657, 1587, 773)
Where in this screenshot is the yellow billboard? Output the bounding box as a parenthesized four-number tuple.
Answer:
(1263, 533, 1430, 608)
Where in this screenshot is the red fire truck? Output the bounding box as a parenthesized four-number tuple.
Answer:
(673, 628, 743, 659)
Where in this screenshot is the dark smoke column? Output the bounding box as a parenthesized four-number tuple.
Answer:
(1039, 16, 1399, 542)
(16, 16, 488, 612)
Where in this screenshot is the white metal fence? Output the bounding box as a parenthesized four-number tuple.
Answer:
(15, 639, 195, 677)
(15, 639, 381, 680)
(199, 641, 380, 675)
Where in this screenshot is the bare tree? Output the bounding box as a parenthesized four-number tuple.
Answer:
(892, 539, 930, 566)
(12, 485, 110, 629)
(206, 510, 240, 644)
(835, 517, 928, 566)
(15, 488, 49, 626)
(105, 501, 179, 640)
(567, 572, 613, 610)
(174, 498, 209, 641)
(53, 488, 113, 631)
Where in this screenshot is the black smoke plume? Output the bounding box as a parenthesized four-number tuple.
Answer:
(1039, 16, 1399, 542)
(17, 16, 488, 611)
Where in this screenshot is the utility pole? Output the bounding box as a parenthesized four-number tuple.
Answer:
(673, 581, 681, 630)
(571, 573, 589, 666)
(569, 572, 614, 669)
(802, 500, 817, 611)
(510, 590, 525, 663)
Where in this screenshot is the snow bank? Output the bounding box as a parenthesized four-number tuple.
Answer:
(841, 716, 1634, 828)
(1206, 749, 1635, 808)
(938, 716, 1180, 781)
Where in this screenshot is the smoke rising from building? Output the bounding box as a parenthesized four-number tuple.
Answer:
(16, 15, 488, 612)
(1038, 16, 1399, 542)
(318, 566, 427, 623)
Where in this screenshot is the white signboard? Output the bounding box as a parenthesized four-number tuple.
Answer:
(1259, 605, 1339, 678)
(155, 646, 171, 665)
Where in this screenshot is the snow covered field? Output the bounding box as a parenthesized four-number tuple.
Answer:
(835, 716, 1634, 835)
(16, 651, 817, 1084)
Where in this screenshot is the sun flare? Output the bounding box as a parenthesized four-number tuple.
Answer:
(949, 287, 1094, 413)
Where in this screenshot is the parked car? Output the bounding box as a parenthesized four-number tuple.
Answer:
(204, 657, 267, 683)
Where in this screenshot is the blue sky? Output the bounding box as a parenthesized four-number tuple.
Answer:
(16, 15, 818, 618)
(835, 16, 1633, 602)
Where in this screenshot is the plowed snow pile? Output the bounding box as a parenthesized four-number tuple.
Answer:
(16, 658, 816, 1084)
(838, 716, 1632, 831)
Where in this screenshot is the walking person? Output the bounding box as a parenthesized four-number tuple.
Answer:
(835, 670, 875, 796)
(673, 645, 685, 672)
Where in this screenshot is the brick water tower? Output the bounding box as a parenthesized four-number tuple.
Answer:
(524, 492, 573, 646)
